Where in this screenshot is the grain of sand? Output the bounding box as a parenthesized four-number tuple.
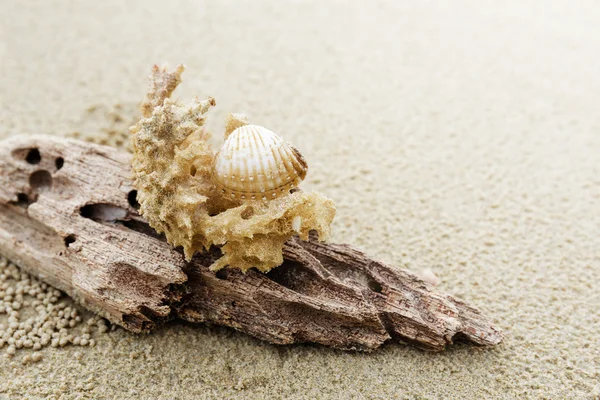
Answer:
(1, 1, 599, 399)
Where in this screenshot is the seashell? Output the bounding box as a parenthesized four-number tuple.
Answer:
(212, 124, 308, 201)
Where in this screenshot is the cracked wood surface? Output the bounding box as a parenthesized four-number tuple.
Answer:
(0, 135, 503, 351)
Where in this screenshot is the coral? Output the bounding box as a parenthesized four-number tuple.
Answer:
(130, 65, 336, 272)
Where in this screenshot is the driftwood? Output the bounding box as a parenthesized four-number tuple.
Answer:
(0, 135, 503, 351)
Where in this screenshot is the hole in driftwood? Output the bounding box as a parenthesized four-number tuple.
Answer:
(368, 280, 383, 293)
(240, 206, 254, 220)
(64, 235, 76, 246)
(127, 190, 140, 209)
(15, 193, 33, 208)
(78, 202, 165, 240)
(190, 165, 197, 177)
(29, 170, 52, 191)
(80, 203, 128, 222)
(266, 261, 323, 297)
(55, 157, 64, 170)
(25, 148, 41, 164)
(302, 240, 385, 294)
(450, 332, 471, 344)
(215, 270, 228, 280)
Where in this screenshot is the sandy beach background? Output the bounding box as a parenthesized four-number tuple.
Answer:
(1, 1, 599, 398)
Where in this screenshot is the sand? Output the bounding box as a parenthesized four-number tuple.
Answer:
(1, 1, 599, 398)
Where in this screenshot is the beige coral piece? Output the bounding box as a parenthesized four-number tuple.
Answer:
(129, 65, 336, 272)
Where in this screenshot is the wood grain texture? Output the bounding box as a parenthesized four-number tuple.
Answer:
(0, 135, 503, 351)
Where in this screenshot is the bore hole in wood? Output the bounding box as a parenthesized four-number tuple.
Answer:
(266, 261, 319, 296)
(240, 206, 254, 220)
(451, 332, 470, 344)
(29, 170, 53, 191)
(25, 148, 41, 164)
(215, 270, 227, 280)
(80, 203, 128, 222)
(190, 165, 197, 176)
(127, 190, 140, 209)
(64, 235, 76, 246)
(55, 157, 64, 170)
(368, 280, 383, 293)
(80, 205, 93, 218)
(15, 193, 33, 208)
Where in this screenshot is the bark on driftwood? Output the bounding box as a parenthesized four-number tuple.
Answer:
(0, 135, 503, 351)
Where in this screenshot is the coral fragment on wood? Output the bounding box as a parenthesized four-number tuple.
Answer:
(130, 65, 335, 272)
(0, 135, 503, 351)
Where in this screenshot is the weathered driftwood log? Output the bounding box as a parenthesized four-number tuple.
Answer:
(0, 135, 503, 351)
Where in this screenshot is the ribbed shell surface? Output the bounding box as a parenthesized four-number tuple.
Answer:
(212, 125, 308, 200)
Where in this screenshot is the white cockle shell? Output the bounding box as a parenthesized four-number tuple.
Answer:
(212, 125, 308, 201)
